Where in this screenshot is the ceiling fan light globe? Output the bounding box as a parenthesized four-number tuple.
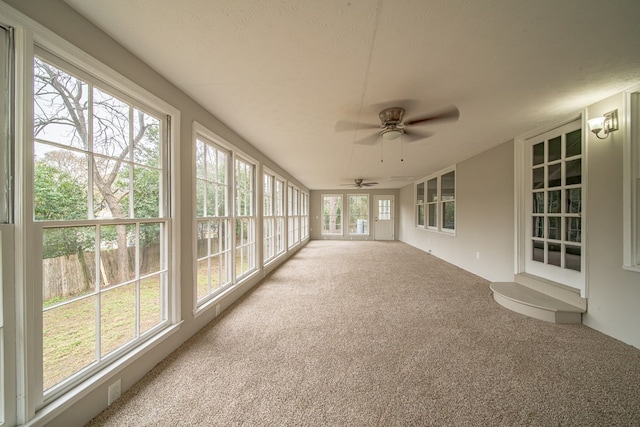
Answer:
(382, 129, 402, 140)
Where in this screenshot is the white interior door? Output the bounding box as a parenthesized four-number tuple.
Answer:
(373, 195, 394, 240)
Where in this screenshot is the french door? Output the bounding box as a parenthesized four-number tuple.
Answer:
(523, 119, 585, 291)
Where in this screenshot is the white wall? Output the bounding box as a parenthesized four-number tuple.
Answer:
(582, 92, 640, 348)
(398, 95, 640, 350)
(399, 141, 515, 282)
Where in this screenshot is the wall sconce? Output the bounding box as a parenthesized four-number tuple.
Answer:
(587, 109, 619, 140)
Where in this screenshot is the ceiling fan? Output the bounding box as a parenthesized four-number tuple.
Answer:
(340, 178, 379, 188)
(335, 104, 460, 146)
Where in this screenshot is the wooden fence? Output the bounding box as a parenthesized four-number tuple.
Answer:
(42, 244, 161, 301)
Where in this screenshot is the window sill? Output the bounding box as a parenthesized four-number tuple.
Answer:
(623, 264, 640, 273)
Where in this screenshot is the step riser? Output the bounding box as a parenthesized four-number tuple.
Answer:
(492, 292, 582, 324)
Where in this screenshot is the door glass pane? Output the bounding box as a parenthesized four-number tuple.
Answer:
(565, 245, 581, 271)
(566, 159, 581, 185)
(548, 243, 562, 267)
(566, 188, 581, 213)
(548, 164, 561, 188)
(533, 192, 544, 213)
(566, 217, 581, 242)
(565, 129, 581, 157)
(532, 216, 544, 238)
(533, 167, 544, 189)
(532, 241, 544, 262)
(532, 142, 544, 166)
(547, 190, 561, 213)
(548, 136, 561, 162)
(547, 217, 560, 240)
(378, 199, 390, 220)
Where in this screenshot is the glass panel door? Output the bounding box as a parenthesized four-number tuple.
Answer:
(524, 119, 584, 290)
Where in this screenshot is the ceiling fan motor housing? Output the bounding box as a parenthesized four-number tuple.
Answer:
(379, 107, 405, 126)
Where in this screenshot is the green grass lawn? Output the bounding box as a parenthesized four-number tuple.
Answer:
(42, 276, 162, 390)
(43, 248, 255, 390)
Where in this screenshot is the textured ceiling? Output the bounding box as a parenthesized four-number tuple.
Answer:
(63, 0, 640, 189)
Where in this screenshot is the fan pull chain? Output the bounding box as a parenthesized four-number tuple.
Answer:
(380, 140, 384, 163)
(401, 137, 405, 162)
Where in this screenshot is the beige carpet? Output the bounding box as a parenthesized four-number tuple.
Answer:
(87, 240, 640, 426)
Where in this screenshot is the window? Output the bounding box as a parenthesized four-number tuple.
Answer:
(416, 182, 425, 227)
(263, 169, 286, 264)
(378, 198, 391, 220)
(417, 168, 456, 233)
(348, 194, 369, 235)
(624, 91, 640, 271)
(301, 191, 309, 240)
(287, 184, 300, 248)
(322, 195, 343, 235)
(235, 157, 256, 278)
(441, 171, 455, 230)
(0, 23, 13, 425)
(426, 178, 437, 228)
(195, 136, 232, 303)
(274, 177, 286, 256)
(33, 52, 172, 395)
(263, 171, 275, 263)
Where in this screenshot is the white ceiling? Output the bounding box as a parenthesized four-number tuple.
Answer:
(63, 0, 640, 190)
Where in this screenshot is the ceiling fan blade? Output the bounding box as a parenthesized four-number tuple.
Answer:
(368, 99, 418, 114)
(402, 128, 432, 143)
(404, 106, 460, 126)
(362, 182, 379, 186)
(335, 120, 380, 132)
(353, 132, 381, 146)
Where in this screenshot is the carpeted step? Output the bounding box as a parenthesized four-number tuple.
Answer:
(490, 281, 585, 324)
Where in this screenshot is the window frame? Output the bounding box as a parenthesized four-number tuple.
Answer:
(415, 181, 425, 228)
(321, 194, 343, 236)
(234, 154, 257, 280)
(416, 166, 456, 234)
(194, 129, 233, 307)
(348, 194, 370, 236)
(623, 89, 640, 272)
(32, 48, 175, 403)
(262, 167, 286, 265)
(301, 191, 309, 240)
(287, 183, 300, 248)
(3, 6, 182, 422)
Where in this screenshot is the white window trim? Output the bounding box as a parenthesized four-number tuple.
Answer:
(192, 122, 261, 316)
(623, 87, 640, 272)
(415, 181, 425, 229)
(347, 194, 370, 236)
(321, 194, 344, 236)
(287, 182, 301, 249)
(416, 166, 456, 235)
(1, 3, 182, 424)
(301, 190, 310, 240)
